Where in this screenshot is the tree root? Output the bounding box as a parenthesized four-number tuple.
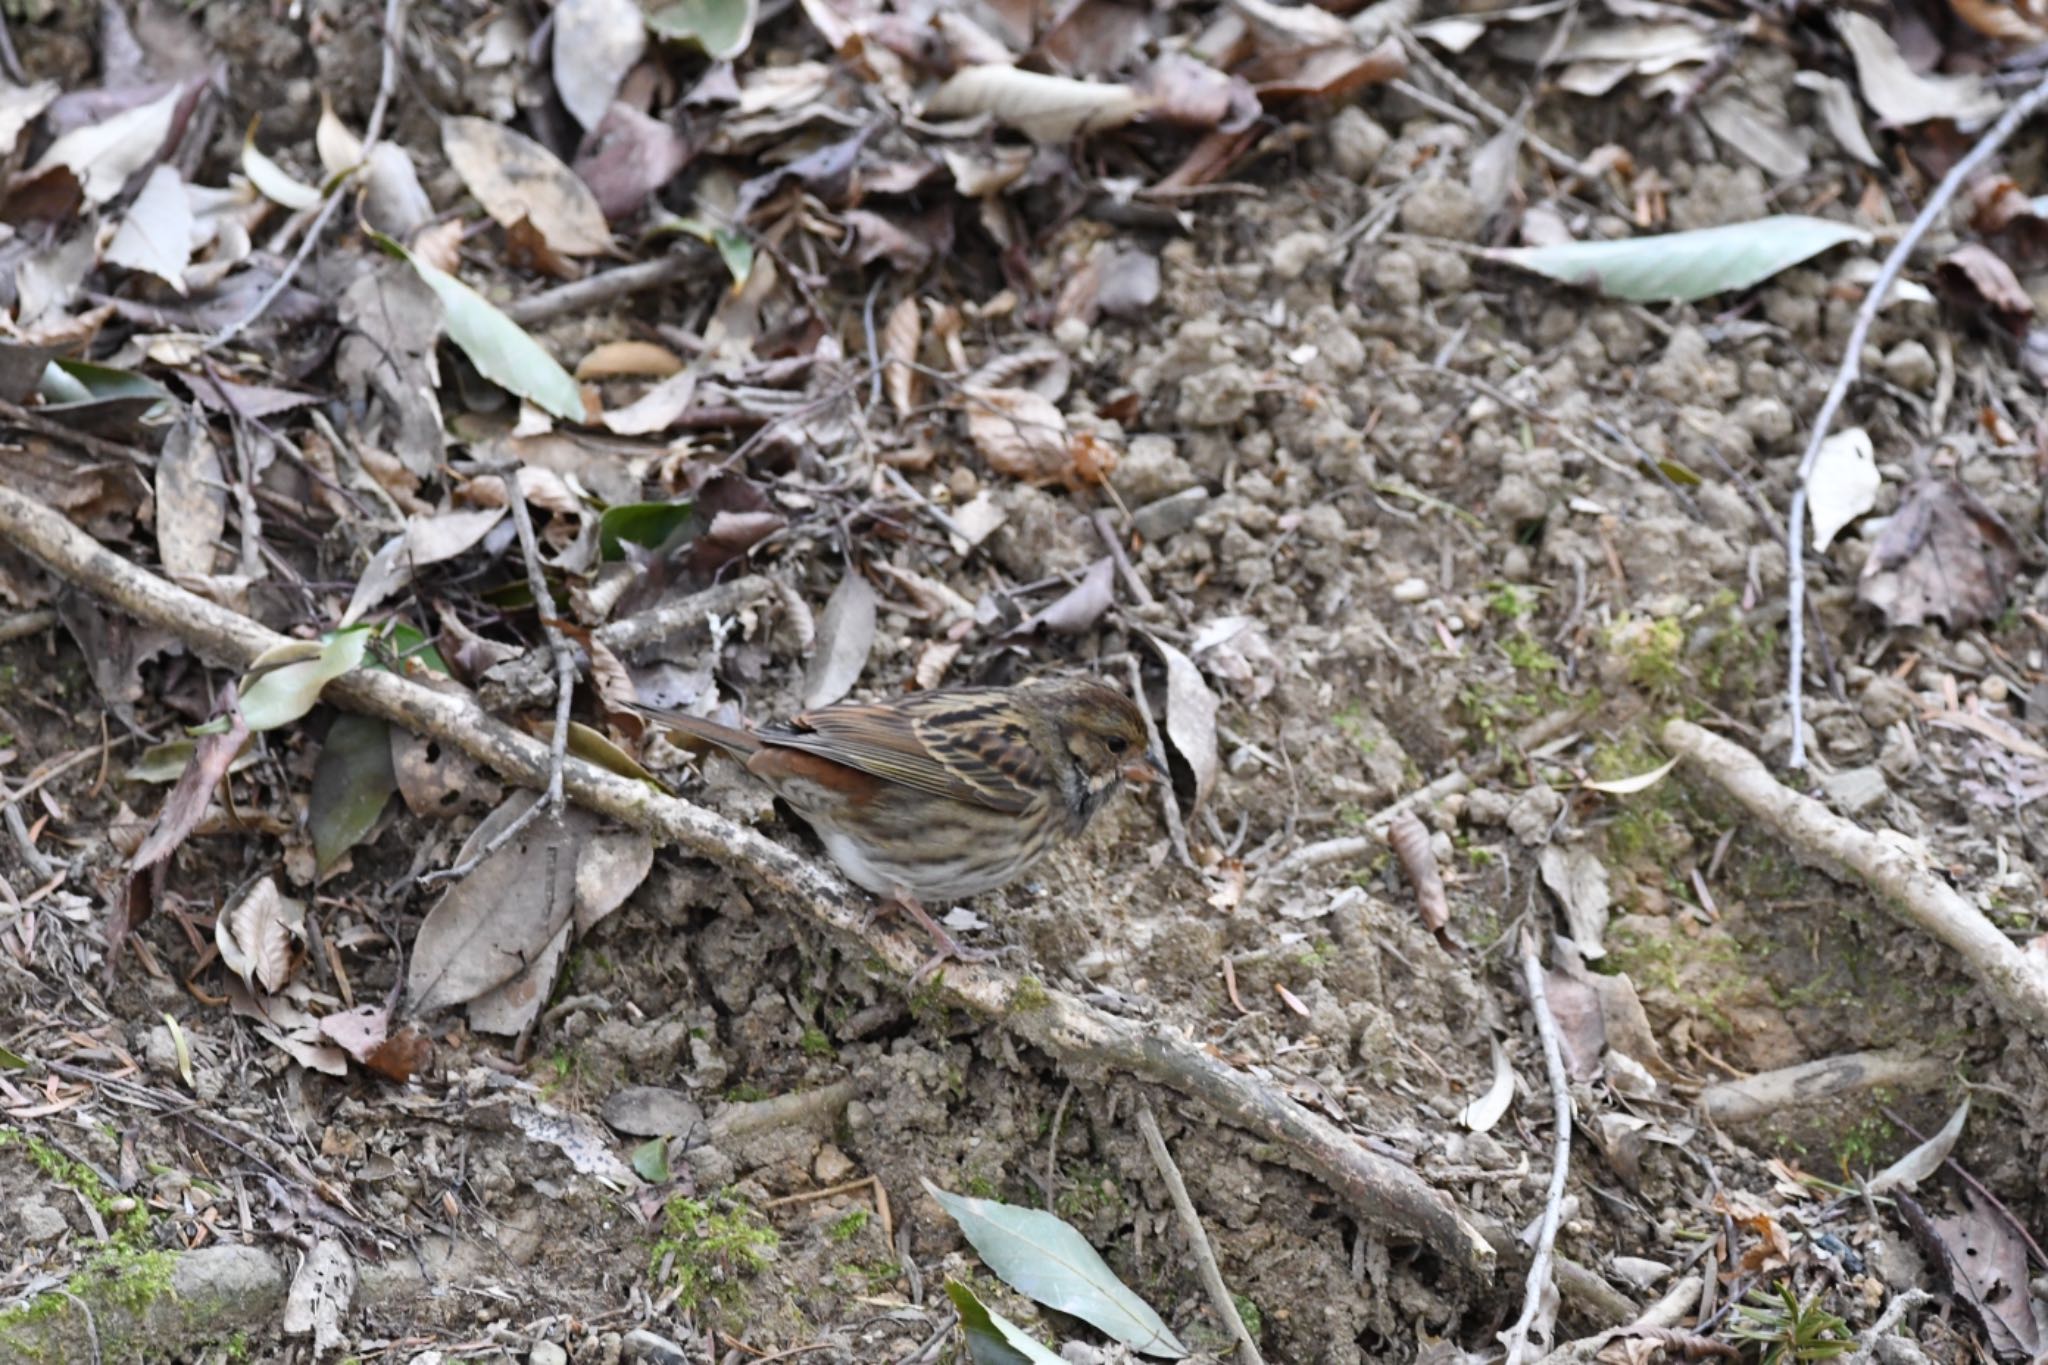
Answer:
(1665, 719, 2048, 1039)
(0, 483, 1495, 1283)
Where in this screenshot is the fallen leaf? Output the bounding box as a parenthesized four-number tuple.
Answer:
(1458, 1037, 1515, 1132)
(1806, 427, 1880, 552)
(309, 712, 397, 874)
(104, 164, 196, 293)
(925, 65, 1146, 142)
(576, 340, 685, 380)
(1792, 71, 1882, 169)
(1940, 242, 2033, 323)
(1867, 1097, 1967, 1193)
(342, 506, 508, 627)
(925, 1182, 1188, 1357)
(282, 1237, 355, 1359)
(574, 102, 695, 221)
(241, 125, 321, 210)
(947, 1279, 1068, 1364)
(215, 875, 306, 995)
(1836, 10, 2000, 127)
(1009, 557, 1115, 637)
(964, 386, 1075, 484)
(882, 295, 921, 419)
(1857, 477, 2018, 627)
(1930, 1188, 2042, 1356)
(31, 83, 180, 204)
(802, 570, 876, 709)
(232, 628, 372, 733)
(442, 116, 613, 256)
(131, 690, 247, 871)
(155, 412, 227, 578)
(552, 0, 646, 130)
(1539, 843, 1611, 958)
(1153, 635, 1218, 813)
(406, 793, 586, 1015)
(1486, 216, 1870, 303)
(649, 0, 759, 59)
(1699, 95, 1809, 179)
(0, 78, 57, 159)
(602, 369, 698, 436)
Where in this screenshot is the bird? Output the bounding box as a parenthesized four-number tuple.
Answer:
(623, 676, 1166, 973)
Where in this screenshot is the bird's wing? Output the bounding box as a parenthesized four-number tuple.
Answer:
(763, 689, 1047, 815)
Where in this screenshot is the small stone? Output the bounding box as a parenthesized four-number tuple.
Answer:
(1176, 363, 1254, 427)
(1952, 639, 1987, 669)
(18, 1195, 67, 1242)
(813, 1143, 856, 1185)
(1738, 395, 1795, 445)
(530, 1344, 569, 1365)
(1873, 1337, 1932, 1365)
(1821, 765, 1888, 814)
(1398, 176, 1483, 240)
(1327, 105, 1390, 179)
(1858, 676, 1916, 728)
(1112, 433, 1198, 503)
(1882, 339, 1937, 393)
(1507, 784, 1565, 846)
(1132, 487, 1209, 542)
(1268, 229, 1329, 282)
(1501, 545, 1533, 581)
(623, 1330, 689, 1365)
(1981, 674, 2010, 703)
(1390, 576, 1430, 603)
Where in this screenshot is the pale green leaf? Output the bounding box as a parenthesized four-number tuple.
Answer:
(234, 627, 372, 733)
(947, 1280, 1066, 1365)
(374, 232, 586, 421)
(241, 125, 321, 210)
(125, 737, 258, 784)
(647, 0, 757, 59)
(924, 1181, 1187, 1358)
(310, 712, 397, 872)
(1486, 216, 1871, 303)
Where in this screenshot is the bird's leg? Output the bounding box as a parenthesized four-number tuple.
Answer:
(873, 888, 997, 979)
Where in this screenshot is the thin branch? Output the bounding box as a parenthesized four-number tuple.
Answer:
(1502, 929, 1573, 1365)
(205, 0, 409, 352)
(418, 470, 573, 887)
(1124, 652, 1194, 870)
(1666, 719, 2048, 1037)
(501, 253, 698, 327)
(1137, 1098, 1266, 1365)
(1785, 74, 2048, 768)
(0, 480, 1495, 1282)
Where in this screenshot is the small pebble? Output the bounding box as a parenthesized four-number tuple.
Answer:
(1980, 675, 2009, 703)
(530, 1343, 568, 1365)
(1391, 577, 1430, 602)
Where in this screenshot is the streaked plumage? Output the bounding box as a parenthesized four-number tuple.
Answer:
(624, 677, 1163, 962)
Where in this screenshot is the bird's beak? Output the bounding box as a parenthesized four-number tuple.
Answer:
(1121, 750, 1168, 786)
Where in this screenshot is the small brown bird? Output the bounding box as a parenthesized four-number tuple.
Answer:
(626, 677, 1164, 969)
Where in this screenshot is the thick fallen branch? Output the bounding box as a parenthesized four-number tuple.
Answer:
(1665, 720, 2048, 1039)
(0, 483, 1494, 1282)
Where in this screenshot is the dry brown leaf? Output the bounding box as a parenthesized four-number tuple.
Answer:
(913, 638, 962, 690)
(1948, 0, 2048, 43)
(1939, 242, 2033, 323)
(216, 875, 306, 995)
(155, 413, 226, 579)
(442, 115, 613, 255)
(882, 295, 922, 419)
(1858, 476, 2018, 627)
(575, 340, 685, 380)
(924, 64, 1146, 141)
(964, 385, 1074, 483)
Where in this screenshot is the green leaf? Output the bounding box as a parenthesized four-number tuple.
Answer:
(377, 620, 450, 677)
(37, 359, 174, 428)
(924, 1182, 1187, 1358)
(0, 1045, 26, 1070)
(309, 712, 397, 873)
(1485, 215, 1871, 303)
(372, 231, 586, 421)
(647, 0, 757, 59)
(947, 1280, 1067, 1365)
(125, 737, 259, 784)
(631, 1137, 671, 1184)
(547, 721, 670, 792)
(229, 627, 373, 734)
(241, 121, 321, 210)
(598, 498, 694, 560)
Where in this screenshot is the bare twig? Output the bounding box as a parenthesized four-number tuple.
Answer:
(1846, 1290, 1932, 1365)
(501, 253, 697, 327)
(3, 788, 55, 883)
(0, 608, 56, 643)
(1137, 1099, 1265, 1365)
(1785, 74, 2048, 768)
(1041, 1081, 1074, 1208)
(1094, 510, 1155, 609)
(0, 480, 1494, 1280)
(1502, 929, 1573, 1365)
(1394, 27, 1596, 183)
(206, 0, 409, 351)
(420, 471, 573, 887)
(1667, 720, 2048, 1036)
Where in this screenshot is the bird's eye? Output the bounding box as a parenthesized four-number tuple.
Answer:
(1106, 736, 1129, 754)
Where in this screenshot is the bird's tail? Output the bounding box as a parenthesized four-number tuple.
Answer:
(619, 701, 763, 760)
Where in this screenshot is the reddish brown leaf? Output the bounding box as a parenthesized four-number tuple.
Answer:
(131, 691, 248, 870)
(1858, 476, 2019, 628)
(1939, 242, 2033, 325)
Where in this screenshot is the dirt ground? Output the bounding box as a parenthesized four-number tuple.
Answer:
(3, 1, 2048, 1363)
